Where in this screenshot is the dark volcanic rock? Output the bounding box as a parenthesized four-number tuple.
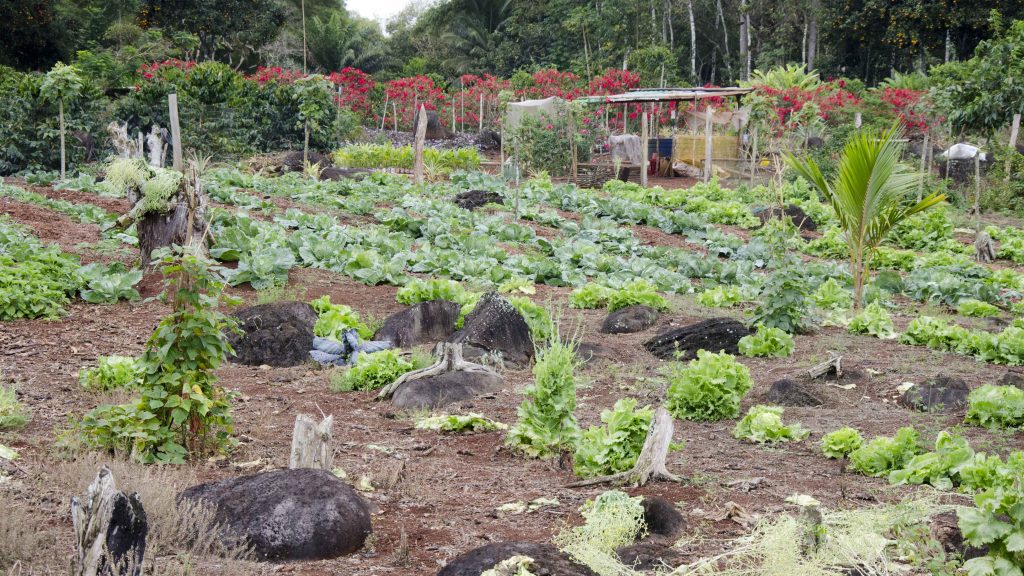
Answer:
(574, 342, 611, 364)
(437, 541, 597, 576)
(930, 510, 988, 560)
(762, 379, 823, 407)
(757, 204, 817, 231)
(449, 292, 533, 368)
(319, 167, 370, 181)
(281, 150, 332, 172)
(641, 496, 686, 539)
(477, 129, 501, 150)
(413, 108, 451, 140)
(373, 299, 461, 348)
(600, 305, 660, 334)
(616, 542, 687, 571)
(454, 189, 504, 211)
(227, 301, 317, 367)
(643, 318, 751, 361)
(998, 369, 1024, 390)
(178, 468, 371, 561)
(900, 375, 970, 413)
(391, 370, 504, 410)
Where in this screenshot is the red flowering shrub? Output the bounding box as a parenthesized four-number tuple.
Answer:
(328, 67, 376, 119)
(248, 66, 304, 84)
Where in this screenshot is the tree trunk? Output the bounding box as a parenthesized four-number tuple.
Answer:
(377, 343, 497, 400)
(687, 0, 697, 81)
(290, 414, 333, 470)
(413, 105, 428, 185)
(807, 0, 820, 70)
(852, 253, 865, 310)
(567, 407, 681, 487)
(59, 100, 66, 180)
(944, 28, 952, 63)
(716, 0, 732, 79)
(739, 0, 749, 82)
(136, 159, 209, 265)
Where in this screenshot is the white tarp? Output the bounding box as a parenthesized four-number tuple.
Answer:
(609, 134, 643, 165)
(505, 97, 564, 132)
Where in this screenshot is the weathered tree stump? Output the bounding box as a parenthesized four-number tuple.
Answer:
(71, 466, 148, 576)
(567, 407, 680, 488)
(290, 414, 333, 470)
(975, 231, 996, 263)
(807, 354, 842, 379)
(377, 343, 499, 401)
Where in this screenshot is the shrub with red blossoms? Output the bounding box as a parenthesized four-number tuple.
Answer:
(327, 67, 376, 119)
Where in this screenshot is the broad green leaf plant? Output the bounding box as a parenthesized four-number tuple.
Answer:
(786, 126, 945, 309)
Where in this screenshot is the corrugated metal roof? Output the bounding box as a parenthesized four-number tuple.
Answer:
(579, 87, 754, 104)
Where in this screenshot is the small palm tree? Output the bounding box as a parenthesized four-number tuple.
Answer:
(786, 126, 946, 309)
(40, 62, 83, 180)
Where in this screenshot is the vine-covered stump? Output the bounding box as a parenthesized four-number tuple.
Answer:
(756, 204, 817, 231)
(899, 375, 969, 413)
(643, 318, 751, 361)
(449, 292, 533, 368)
(437, 541, 597, 576)
(761, 379, 823, 407)
(392, 370, 503, 410)
(454, 189, 504, 211)
(177, 468, 371, 561)
(600, 305, 660, 334)
(71, 466, 148, 576)
(137, 202, 206, 264)
(226, 302, 317, 367)
(373, 299, 461, 348)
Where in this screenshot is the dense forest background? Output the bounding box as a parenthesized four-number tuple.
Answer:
(6, 0, 1024, 85)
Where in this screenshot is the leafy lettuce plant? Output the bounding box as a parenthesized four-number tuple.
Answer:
(965, 384, 1024, 430)
(888, 431, 975, 491)
(848, 426, 922, 477)
(847, 301, 897, 339)
(821, 427, 863, 459)
(569, 283, 612, 309)
(311, 295, 372, 340)
(738, 324, 795, 357)
(957, 298, 1000, 318)
(331, 349, 415, 392)
(415, 413, 507, 433)
(78, 355, 142, 391)
(396, 278, 472, 305)
(697, 285, 744, 308)
(606, 279, 668, 312)
(0, 382, 29, 430)
(665, 351, 753, 421)
(956, 450, 1024, 575)
(507, 338, 580, 458)
(573, 398, 653, 478)
(732, 405, 808, 443)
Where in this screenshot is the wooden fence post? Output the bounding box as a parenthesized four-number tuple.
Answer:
(479, 93, 484, 132)
(918, 131, 929, 200)
(854, 112, 862, 129)
(703, 106, 714, 183)
(641, 110, 649, 187)
(413, 105, 428, 185)
(168, 93, 182, 172)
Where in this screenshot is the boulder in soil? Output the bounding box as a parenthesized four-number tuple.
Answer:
(449, 292, 533, 368)
(178, 468, 371, 561)
(643, 318, 751, 361)
(413, 109, 450, 140)
(454, 189, 504, 211)
(437, 541, 597, 576)
(477, 129, 501, 150)
(373, 299, 461, 348)
(391, 370, 503, 410)
(900, 375, 969, 413)
(574, 342, 610, 365)
(998, 369, 1024, 390)
(641, 496, 686, 539)
(281, 150, 332, 172)
(600, 305, 660, 334)
(616, 542, 687, 571)
(756, 204, 817, 231)
(761, 379, 823, 407)
(226, 301, 317, 367)
(319, 167, 370, 181)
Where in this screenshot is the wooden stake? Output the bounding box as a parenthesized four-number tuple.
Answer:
(974, 153, 982, 225)
(917, 132, 929, 200)
(641, 110, 649, 187)
(413, 104, 427, 185)
(749, 125, 758, 186)
(58, 100, 66, 180)
(168, 93, 182, 172)
(290, 414, 333, 470)
(854, 112, 862, 129)
(479, 93, 484, 132)
(380, 93, 389, 130)
(393, 102, 398, 132)
(703, 106, 714, 183)
(1007, 113, 1021, 183)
